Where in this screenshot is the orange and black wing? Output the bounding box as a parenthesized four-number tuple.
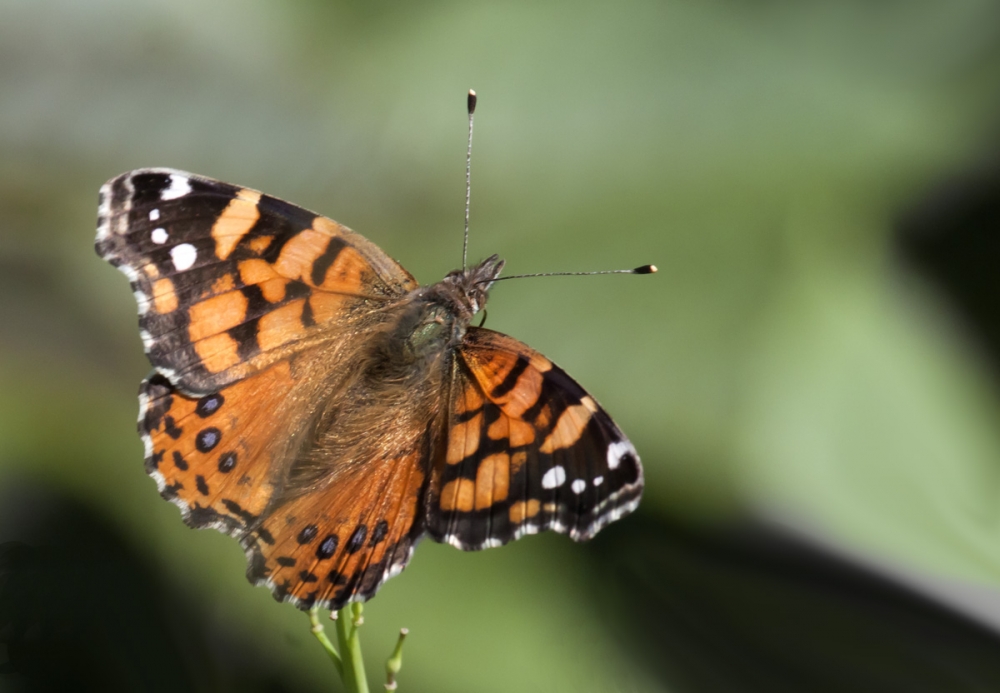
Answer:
(140, 364, 430, 611)
(97, 168, 417, 395)
(426, 326, 643, 550)
(99, 169, 428, 610)
(241, 431, 431, 610)
(139, 364, 300, 541)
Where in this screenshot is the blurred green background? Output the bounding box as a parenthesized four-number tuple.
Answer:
(4, 1, 1000, 691)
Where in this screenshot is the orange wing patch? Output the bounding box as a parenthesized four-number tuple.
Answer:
(152, 277, 178, 314)
(539, 396, 598, 453)
(509, 499, 540, 524)
(188, 290, 249, 342)
(212, 189, 261, 260)
(439, 453, 512, 512)
(440, 478, 475, 511)
(446, 412, 482, 464)
(474, 452, 510, 507)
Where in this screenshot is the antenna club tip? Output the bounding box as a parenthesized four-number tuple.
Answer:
(467, 90, 477, 114)
(634, 264, 657, 274)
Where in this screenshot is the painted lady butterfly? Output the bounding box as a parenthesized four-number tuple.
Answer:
(96, 155, 644, 611)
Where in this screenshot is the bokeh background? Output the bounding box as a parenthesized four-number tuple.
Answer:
(4, 1, 1000, 691)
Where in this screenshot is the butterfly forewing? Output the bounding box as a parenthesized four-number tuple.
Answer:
(97, 168, 417, 394)
(427, 327, 643, 550)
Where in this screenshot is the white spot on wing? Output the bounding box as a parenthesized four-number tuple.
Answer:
(134, 290, 150, 315)
(151, 228, 168, 244)
(607, 440, 635, 470)
(541, 465, 566, 489)
(571, 479, 586, 494)
(119, 263, 139, 284)
(141, 432, 153, 459)
(161, 174, 191, 200)
(96, 186, 111, 241)
(170, 243, 197, 270)
(149, 208, 160, 221)
(593, 475, 604, 486)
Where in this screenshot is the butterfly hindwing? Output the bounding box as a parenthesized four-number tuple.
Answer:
(242, 432, 431, 610)
(427, 327, 643, 549)
(97, 168, 418, 394)
(139, 361, 306, 537)
(141, 346, 432, 612)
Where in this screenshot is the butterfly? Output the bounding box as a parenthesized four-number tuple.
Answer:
(96, 167, 644, 611)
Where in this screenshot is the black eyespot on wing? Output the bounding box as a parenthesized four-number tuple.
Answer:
(346, 525, 367, 554)
(369, 520, 389, 547)
(195, 393, 224, 417)
(196, 427, 221, 453)
(218, 451, 237, 473)
(316, 534, 338, 559)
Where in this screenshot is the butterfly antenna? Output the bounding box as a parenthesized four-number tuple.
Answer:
(463, 89, 477, 271)
(485, 264, 658, 284)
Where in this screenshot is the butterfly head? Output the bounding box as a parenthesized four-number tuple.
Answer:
(444, 253, 505, 316)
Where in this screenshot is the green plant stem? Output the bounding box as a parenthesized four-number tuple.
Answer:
(310, 603, 407, 692)
(308, 607, 344, 679)
(335, 603, 370, 693)
(384, 628, 409, 691)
